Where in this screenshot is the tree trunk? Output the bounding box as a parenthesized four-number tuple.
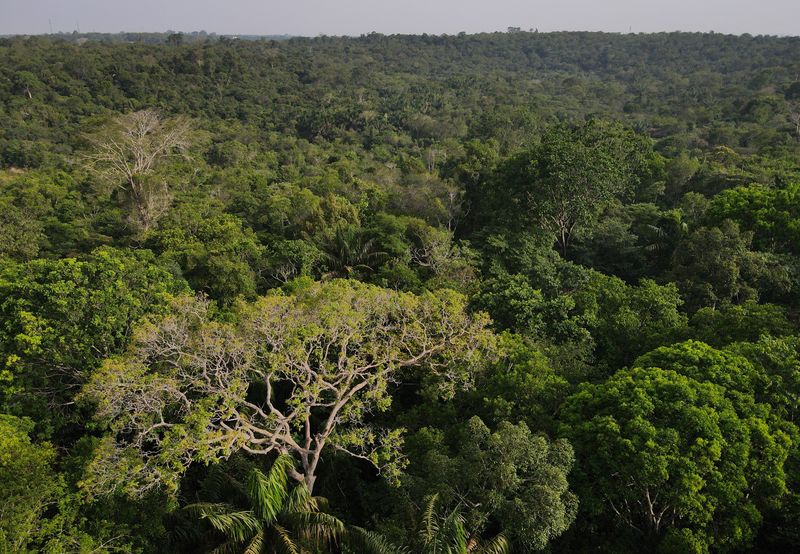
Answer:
(305, 473, 317, 495)
(559, 224, 569, 257)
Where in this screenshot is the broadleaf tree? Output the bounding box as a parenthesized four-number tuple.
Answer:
(81, 279, 492, 496)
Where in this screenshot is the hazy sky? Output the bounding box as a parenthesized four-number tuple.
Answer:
(3, 0, 799, 37)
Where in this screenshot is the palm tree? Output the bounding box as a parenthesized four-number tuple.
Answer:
(179, 455, 405, 554)
(183, 455, 344, 554)
(411, 494, 510, 554)
(320, 225, 387, 279)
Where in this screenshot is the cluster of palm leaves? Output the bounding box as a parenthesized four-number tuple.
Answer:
(320, 225, 387, 280)
(401, 494, 510, 554)
(177, 455, 353, 553)
(174, 456, 508, 554)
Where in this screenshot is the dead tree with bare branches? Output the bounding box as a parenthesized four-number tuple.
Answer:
(85, 109, 191, 231)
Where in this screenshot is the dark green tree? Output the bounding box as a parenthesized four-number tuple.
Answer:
(493, 120, 656, 255)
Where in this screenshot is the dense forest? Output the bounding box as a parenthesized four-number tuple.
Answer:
(1, 30, 800, 553)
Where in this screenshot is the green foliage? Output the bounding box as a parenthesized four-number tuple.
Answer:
(571, 202, 685, 280)
(670, 220, 791, 311)
(727, 335, 800, 424)
(488, 120, 656, 254)
(0, 200, 45, 260)
(405, 416, 577, 552)
(709, 182, 800, 254)
(474, 267, 689, 369)
(0, 169, 103, 257)
(146, 198, 264, 302)
(2, 30, 800, 554)
(0, 415, 135, 553)
(633, 340, 766, 400)
(577, 275, 688, 368)
(0, 246, 186, 434)
(0, 414, 63, 551)
(689, 301, 794, 346)
(729, 336, 800, 549)
(472, 273, 547, 334)
(475, 334, 572, 433)
(561, 362, 791, 553)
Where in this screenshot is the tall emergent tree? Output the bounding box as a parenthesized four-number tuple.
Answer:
(85, 109, 191, 231)
(81, 279, 491, 496)
(495, 120, 657, 255)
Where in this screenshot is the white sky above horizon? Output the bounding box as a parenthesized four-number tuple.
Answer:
(2, 0, 799, 37)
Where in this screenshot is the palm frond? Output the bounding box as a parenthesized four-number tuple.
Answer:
(271, 524, 301, 554)
(202, 464, 249, 504)
(192, 504, 261, 543)
(243, 530, 265, 554)
(473, 533, 510, 554)
(210, 539, 246, 554)
(284, 511, 345, 544)
(165, 509, 205, 547)
(420, 494, 441, 544)
(181, 501, 226, 518)
(345, 526, 408, 554)
(321, 225, 387, 277)
(313, 495, 332, 512)
(248, 455, 293, 524)
(438, 506, 467, 553)
(285, 482, 316, 514)
(644, 223, 668, 238)
(203, 465, 235, 500)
